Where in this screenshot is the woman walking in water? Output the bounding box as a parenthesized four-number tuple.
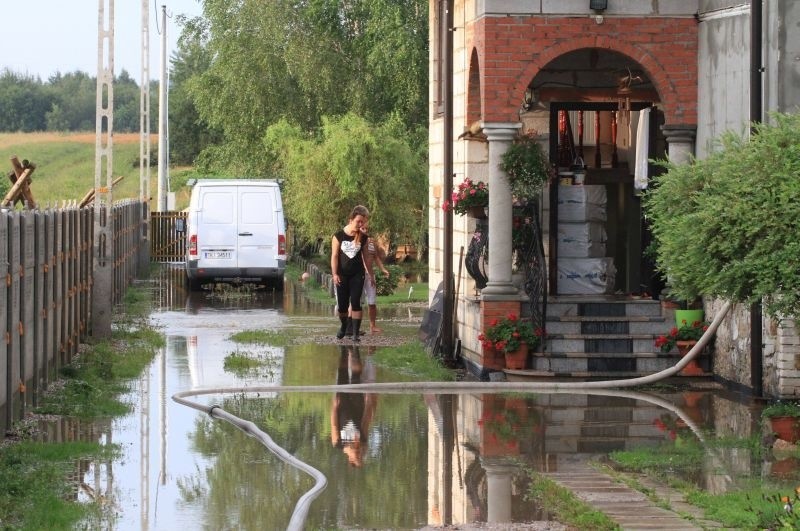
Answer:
(331, 205, 370, 341)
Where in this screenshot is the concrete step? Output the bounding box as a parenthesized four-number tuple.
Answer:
(547, 297, 663, 318)
(545, 317, 672, 336)
(505, 369, 713, 380)
(532, 355, 710, 374)
(547, 335, 665, 353)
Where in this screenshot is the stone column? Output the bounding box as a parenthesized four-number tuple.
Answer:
(661, 124, 696, 165)
(481, 458, 517, 523)
(481, 122, 521, 298)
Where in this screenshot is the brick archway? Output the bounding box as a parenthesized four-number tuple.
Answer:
(474, 16, 697, 126)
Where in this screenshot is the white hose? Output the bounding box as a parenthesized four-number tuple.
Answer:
(172, 399, 327, 531)
(172, 300, 732, 528)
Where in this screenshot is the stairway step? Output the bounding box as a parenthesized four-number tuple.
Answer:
(549, 315, 662, 322)
(554, 333, 658, 340)
(504, 369, 713, 380)
(547, 336, 666, 353)
(534, 351, 674, 358)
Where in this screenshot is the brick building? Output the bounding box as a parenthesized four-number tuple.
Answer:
(427, 1, 800, 396)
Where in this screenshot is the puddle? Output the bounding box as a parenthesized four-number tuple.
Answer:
(28, 265, 792, 529)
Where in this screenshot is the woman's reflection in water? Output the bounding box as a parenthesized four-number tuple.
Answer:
(330, 345, 377, 467)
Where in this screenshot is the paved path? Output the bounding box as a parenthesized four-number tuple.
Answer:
(542, 461, 726, 530)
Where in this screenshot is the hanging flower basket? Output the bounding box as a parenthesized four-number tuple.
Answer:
(467, 205, 487, 219)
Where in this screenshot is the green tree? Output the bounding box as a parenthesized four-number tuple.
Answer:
(265, 113, 426, 250)
(169, 15, 223, 166)
(176, 0, 428, 176)
(44, 71, 96, 131)
(644, 112, 800, 318)
(0, 70, 50, 131)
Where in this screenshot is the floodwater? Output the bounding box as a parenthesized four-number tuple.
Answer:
(64, 265, 783, 530)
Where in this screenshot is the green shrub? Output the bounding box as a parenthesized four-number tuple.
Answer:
(375, 264, 403, 296)
(644, 112, 800, 319)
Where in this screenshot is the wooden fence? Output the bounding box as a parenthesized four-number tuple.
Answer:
(1, 201, 146, 430)
(150, 211, 187, 262)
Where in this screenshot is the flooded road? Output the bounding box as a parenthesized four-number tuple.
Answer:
(78, 266, 777, 530)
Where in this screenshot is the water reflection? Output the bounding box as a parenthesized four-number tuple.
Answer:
(331, 346, 378, 467)
(37, 266, 791, 529)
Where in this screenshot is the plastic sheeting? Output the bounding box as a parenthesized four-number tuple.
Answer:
(557, 185, 607, 222)
(557, 257, 616, 295)
(557, 222, 607, 258)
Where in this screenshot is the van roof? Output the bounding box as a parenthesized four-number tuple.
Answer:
(192, 179, 280, 187)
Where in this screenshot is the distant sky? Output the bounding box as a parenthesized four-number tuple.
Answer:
(2, 0, 204, 80)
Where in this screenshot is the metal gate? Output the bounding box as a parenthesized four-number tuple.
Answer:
(150, 211, 187, 262)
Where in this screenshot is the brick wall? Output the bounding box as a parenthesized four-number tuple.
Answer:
(469, 16, 698, 125)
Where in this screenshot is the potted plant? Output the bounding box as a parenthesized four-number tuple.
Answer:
(478, 395, 542, 454)
(499, 132, 551, 202)
(478, 312, 542, 369)
(654, 319, 710, 376)
(442, 177, 488, 218)
(762, 401, 800, 443)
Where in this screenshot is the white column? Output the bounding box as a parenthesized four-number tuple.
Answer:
(481, 122, 522, 298)
(482, 459, 517, 523)
(661, 124, 696, 165)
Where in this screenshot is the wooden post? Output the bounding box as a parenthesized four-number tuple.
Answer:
(79, 175, 125, 208)
(611, 111, 619, 168)
(2, 168, 33, 207)
(9, 156, 37, 209)
(594, 111, 601, 168)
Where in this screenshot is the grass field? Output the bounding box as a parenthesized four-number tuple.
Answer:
(0, 132, 193, 209)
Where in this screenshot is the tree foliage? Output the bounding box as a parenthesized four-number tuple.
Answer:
(178, 0, 428, 176)
(643, 112, 800, 318)
(265, 113, 426, 248)
(0, 68, 155, 133)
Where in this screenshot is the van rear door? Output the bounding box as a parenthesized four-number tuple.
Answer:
(237, 186, 280, 270)
(197, 187, 238, 269)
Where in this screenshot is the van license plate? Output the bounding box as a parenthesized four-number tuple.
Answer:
(204, 251, 231, 259)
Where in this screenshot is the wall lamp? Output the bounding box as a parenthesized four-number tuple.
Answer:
(521, 87, 537, 111)
(590, 0, 608, 10)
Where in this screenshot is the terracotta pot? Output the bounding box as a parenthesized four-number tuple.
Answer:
(676, 340, 704, 376)
(770, 457, 800, 478)
(770, 416, 800, 443)
(467, 205, 487, 219)
(504, 342, 529, 370)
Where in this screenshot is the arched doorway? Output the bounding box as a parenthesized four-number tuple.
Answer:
(522, 49, 667, 298)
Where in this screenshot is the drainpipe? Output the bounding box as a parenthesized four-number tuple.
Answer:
(750, 0, 763, 397)
(441, 0, 454, 360)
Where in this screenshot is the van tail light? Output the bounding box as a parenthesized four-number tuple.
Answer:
(188, 234, 198, 256)
(278, 234, 286, 255)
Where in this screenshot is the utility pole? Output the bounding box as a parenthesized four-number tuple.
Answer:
(92, 0, 115, 338)
(139, 0, 151, 272)
(156, 4, 168, 212)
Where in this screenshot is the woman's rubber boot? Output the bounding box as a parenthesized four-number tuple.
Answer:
(345, 317, 353, 336)
(351, 319, 362, 342)
(336, 313, 349, 339)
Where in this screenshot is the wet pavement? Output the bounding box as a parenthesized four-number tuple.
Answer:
(58, 265, 793, 530)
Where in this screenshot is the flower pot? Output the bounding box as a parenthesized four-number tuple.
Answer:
(504, 342, 529, 370)
(467, 205, 487, 219)
(769, 416, 800, 443)
(675, 309, 704, 328)
(770, 457, 800, 478)
(676, 340, 704, 376)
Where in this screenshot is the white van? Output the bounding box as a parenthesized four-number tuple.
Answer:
(184, 179, 286, 290)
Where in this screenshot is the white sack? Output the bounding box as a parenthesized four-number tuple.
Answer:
(557, 257, 616, 295)
(558, 185, 607, 222)
(558, 222, 607, 258)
